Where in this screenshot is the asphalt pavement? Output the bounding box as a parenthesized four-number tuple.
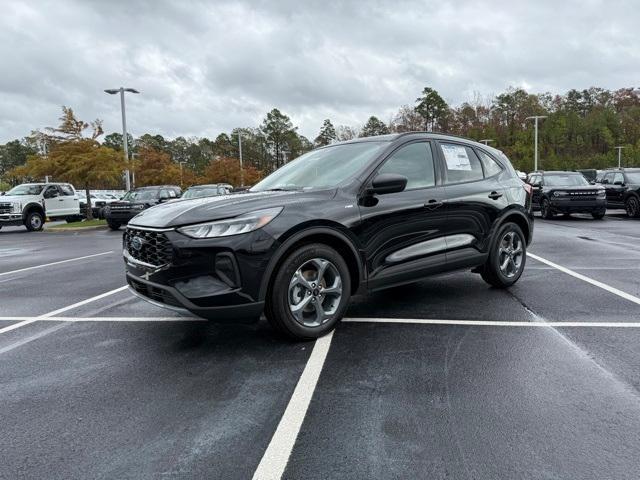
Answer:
(1, 210, 639, 479)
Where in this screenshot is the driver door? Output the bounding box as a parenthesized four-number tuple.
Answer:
(355, 141, 449, 290)
(43, 185, 64, 217)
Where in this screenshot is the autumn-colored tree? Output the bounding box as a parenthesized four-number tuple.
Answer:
(9, 107, 123, 219)
(201, 157, 263, 187)
(133, 147, 182, 187)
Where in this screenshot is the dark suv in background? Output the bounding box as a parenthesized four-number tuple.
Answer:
(599, 168, 640, 218)
(104, 185, 181, 230)
(527, 171, 607, 219)
(123, 133, 533, 340)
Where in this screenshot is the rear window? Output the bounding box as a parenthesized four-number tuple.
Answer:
(477, 150, 503, 177)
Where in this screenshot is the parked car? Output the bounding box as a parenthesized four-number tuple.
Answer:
(0, 182, 81, 231)
(103, 185, 181, 230)
(599, 168, 640, 217)
(526, 171, 606, 219)
(181, 184, 233, 199)
(123, 132, 533, 340)
(576, 169, 598, 182)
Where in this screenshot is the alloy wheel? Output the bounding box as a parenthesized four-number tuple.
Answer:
(498, 230, 524, 278)
(288, 257, 343, 327)
(626, 197, 639, 217)
(31, 215, 42, 229)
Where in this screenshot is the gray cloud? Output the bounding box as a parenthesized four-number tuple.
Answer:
(1, 0, 639, 142)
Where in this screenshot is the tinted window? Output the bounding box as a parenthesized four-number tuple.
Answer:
(59, 185, 74, 196)
(378, 142, 435, 189)
(441, 143, 484, 184)
(477, 150, 503, 177)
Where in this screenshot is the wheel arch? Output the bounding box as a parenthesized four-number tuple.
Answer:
(493, 208, 532, 246)
(22, 202, 45, 220)
(259, 225, 364, 302)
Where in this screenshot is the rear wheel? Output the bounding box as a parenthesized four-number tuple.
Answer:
(625, 196, 640, 218)
(265, 243, 351, 340)
(107, 220, 121, 231)
(591, 209, 606, 220)
(481, 223, 527, 288)
(540, 198, 554, 219)
(25, 211, 44, 232)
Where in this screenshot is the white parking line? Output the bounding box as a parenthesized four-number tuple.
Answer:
(528, 252, 640, 307)
(0, 251, 114, 277)
(0, 316, 204, 322)
(343, 318, 640, 327)
(252, 330, 334, 480)
(0, 286, 128, 335)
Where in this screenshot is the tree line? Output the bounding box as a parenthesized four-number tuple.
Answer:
(1, 85, 639, 194)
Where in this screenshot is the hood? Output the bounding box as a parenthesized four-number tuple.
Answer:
(128, 189, 334, 228)
(0, 195, 37, 204)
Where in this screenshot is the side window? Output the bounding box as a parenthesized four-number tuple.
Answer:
(377, 142, 435, 190)
(440, 143, 484, 184)
(602, 173, 614, 184)
(613, 173, 624, 184)
(59, 185, 74, 196)
(477, 150, 503, 177)
(159, 189, 169, 198)
(44, 186, 58, 198)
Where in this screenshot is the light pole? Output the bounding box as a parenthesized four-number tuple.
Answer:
(238, 132, 244, 187)
(479, 139, 494, 145)
(179, 161, 186, 188)
(614, 146, 626, 168)
(104, 87, 139, 191)
(526, 116, 547, 171)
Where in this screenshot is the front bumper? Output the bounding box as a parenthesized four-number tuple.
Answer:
(549, 197, 606, 213)
(0, 214, 24, 226)
(123, 226, 277, 322)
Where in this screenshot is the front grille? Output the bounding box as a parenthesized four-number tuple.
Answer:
(124, 227, 174, 267)
(0, 203, 12, 214)
(568, 190, 597, 197)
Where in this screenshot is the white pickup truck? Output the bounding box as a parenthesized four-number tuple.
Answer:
(0, 183, 82, 231)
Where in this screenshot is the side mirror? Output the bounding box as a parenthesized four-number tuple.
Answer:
(158, 195, 170, 203)
(369, 173, 408, 195)
(589, 181, 596, 185)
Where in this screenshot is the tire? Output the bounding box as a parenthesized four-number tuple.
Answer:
(591, 209, 606, 220)
(540, 198, 554, 219)
(625, 196, 640, 218)
(25, 211, 45, 231)
(107, 220, 121, 231)
(265, 243, 351, 340)
(481, 223, 527, 288)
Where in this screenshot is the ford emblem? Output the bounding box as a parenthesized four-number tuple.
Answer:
(131, 236, 144, 251)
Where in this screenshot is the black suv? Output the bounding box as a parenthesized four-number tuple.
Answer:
(104, 185, 181, 230)
(527, 171, 607, 219)
(123, 133, 533, 340)
(599, 168, 640, 218)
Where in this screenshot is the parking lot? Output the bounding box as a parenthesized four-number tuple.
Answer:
(1, 211, 640, 480)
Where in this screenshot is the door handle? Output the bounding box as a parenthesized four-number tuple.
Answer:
(424, 199, 444, 209)
(488, 191, 503, 200)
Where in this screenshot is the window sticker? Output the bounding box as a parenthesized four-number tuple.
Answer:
(442, 144, 472, 171)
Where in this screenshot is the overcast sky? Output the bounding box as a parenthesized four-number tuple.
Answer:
(1, 0, 639, 143)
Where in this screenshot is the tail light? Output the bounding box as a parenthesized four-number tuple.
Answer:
(523, 183, 533, 196)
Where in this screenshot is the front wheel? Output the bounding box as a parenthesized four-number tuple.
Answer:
(265, 243, 351, 340)
(625, 196, 640, 218)
(591, 209, 606, 220)
(25, 211, 44, 231)
(481, 223, 527, 288)
(107, 220, 121, 231)
(540, 198, 554, 219)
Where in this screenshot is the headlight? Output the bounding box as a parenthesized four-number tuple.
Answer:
(552, 191, 568, 197)
(597, 190, 606, 198)
(177, 207, 283, 239)
(133, 204, 145, 210)
(12, 202, 22, 213)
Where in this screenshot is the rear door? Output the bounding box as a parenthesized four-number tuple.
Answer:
(435, 141, 510, 265)
(356, 140, 449, 289)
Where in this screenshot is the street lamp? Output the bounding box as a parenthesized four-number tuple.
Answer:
(237, 132, 244, 187)
(104, 87, 140, 191)
(526, 116, 547, 171)
(614, 146, 626, 168)
(479, 139, 494, 145)
(179, 161, 187, 188)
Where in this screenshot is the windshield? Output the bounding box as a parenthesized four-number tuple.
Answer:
(251, 142, 387, 192)
(545, 174, 589, 187)
(122, 190, 158, 201)
(6, 184, 45, 196)
(183, 187, 222, 199)
(626, 172, 640, 184)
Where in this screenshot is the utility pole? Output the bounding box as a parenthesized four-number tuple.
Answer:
(526, 116, 547, 171)
(238, 132, 244, 187)
(104, 87, 139, 191)
(614, 146, 626, 168)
